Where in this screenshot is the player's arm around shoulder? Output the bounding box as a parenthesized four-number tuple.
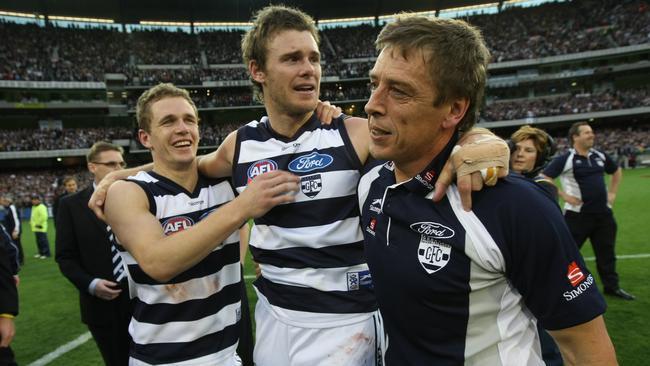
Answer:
(343, 116, 370, 165)
(104, 180, 168, 278)
(548, 315, 618, 366)
(198, 130, 237, 178)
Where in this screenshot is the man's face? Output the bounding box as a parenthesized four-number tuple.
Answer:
(0, 198, 7, 206)
(139, 96, 199, 168)
(365, 47, 458, 174)
(252, 30, 321, 118)
(89, 150, 125, 183)
(64, 180, 78, 194)
(573, 124, 595, 149)
(31, 198, 40, 206)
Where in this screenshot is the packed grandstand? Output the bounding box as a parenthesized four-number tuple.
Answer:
(0, 0, 649, 208)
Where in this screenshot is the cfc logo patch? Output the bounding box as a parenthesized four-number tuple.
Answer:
(288, 152, 333, 173)
(162, 216, 194, 236)
(417, 236, 451, 274)
(347, 270, 373, 290)
(247, 159, 278, 182)
(300, 174, 322, 198)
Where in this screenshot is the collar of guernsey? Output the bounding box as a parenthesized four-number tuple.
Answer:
(397, 131, 459, 195)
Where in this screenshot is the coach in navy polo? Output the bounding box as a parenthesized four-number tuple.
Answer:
(358, 15, 618, 365)
(543, 121, 634, 301)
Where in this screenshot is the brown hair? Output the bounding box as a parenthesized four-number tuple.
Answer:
(62, 176, 77, 185)
(241, 5, 319, 102)
(86, 141, 124, 163)
(375, 15, 490, 132)
(136, 83, 198, 132)
(510, 125, 549, 155)
(568, 121, 590, 145)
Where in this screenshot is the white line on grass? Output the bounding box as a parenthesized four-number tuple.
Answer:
(584, 253, 650, 261)
(32, 253, 650, 364)
(27, 331, 92, 366)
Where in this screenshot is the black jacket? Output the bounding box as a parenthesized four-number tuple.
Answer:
(55, 186, 129, 326)
(0, 227, 18, 316)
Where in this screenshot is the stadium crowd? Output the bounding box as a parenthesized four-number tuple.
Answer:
(1, 123, 648, 208)
(1, 0, 648, 83)
(0, 123, 240, 152)
(0, 127, 132, 151)
(482, 87, 650, 121)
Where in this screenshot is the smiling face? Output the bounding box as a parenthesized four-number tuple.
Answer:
(250, 30, 321, 121)
(139, 96, 200, 169)
(511, 138, 538, 174)
(365, 46, 467, 181)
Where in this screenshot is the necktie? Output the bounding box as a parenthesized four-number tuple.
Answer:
(107, 228, 126, 282)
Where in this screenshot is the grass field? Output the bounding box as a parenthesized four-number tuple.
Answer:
(11, 167, 650, 365)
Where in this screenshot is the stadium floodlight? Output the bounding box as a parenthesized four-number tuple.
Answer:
(0, 10, 37, 18)
(140, 20, 191, 27)
(48, 15, 113, 23)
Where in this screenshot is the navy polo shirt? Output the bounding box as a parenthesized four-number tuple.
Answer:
(543, 148, 618, 214)
(358, 137, 606, 365)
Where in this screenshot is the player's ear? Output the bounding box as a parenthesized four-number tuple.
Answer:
(139, 129, 152, 149)
(249, 60, 265, 83)
(442, 98, 469, 129)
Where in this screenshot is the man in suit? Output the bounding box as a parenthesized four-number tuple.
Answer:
(0, 223, 19, 366)
(52, 176, 78, 227)
(55, 141, 131, 366)
(1, 194, 23, 265)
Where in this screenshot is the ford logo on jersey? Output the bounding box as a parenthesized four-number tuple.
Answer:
(247, 159, 278, 182)
(409, 222, 455, 239)
(288, 152, 333, 173)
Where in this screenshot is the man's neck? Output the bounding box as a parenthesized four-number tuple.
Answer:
(152, 160, 199, 192)
(574, 145, 590, 156)
(394, 133, 454, 184)
(265, 105, 313, 138)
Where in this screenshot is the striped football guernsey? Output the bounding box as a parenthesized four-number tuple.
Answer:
(232, 114, 377, 327)
(111, 171, 242, 365)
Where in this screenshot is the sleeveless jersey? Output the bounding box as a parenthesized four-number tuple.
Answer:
(232, 114, 377, 327)
(111, 171, 242, 365)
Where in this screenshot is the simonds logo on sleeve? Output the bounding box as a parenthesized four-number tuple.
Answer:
(564, 261, 594, 301)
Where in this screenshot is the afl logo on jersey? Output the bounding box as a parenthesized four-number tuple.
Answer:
(417, 237, 451, 274)
(288, 152, 333, 173)
(247, 159, 278, 182)
(162, 216, 194, 236)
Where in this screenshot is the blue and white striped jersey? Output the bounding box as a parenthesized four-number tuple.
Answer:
(111, 171, 242, 365)
(359, 137, 606, 365)
(232, 114, 377, 327)
(543, 148, 618, 213)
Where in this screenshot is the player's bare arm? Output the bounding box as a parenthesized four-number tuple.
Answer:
(104, 170, 299, 282)
(197, 130, 237, 179)
(548, 315, 618, 366)
(88, 163, 153, 219)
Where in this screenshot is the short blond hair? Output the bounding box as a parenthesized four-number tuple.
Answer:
(136, 83, 199, 132)
(510, 125, 550, 156)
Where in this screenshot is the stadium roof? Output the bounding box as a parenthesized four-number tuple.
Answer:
(0, 0, 502, 24)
